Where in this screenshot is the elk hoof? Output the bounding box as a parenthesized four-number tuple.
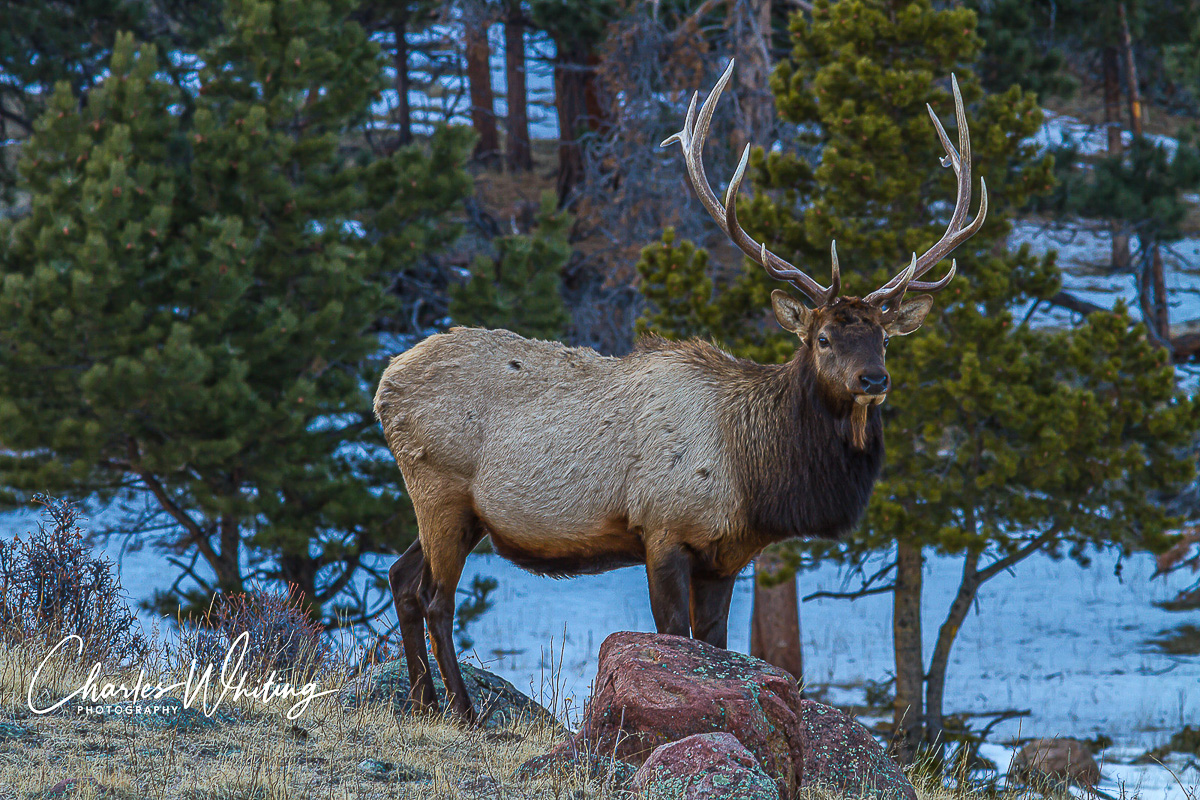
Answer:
(450, 703, 479, 727)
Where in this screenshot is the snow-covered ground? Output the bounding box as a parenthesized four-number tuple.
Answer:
(1011, 221, 1200, 333)
(2, 502, 1196, 798)
(6, 47, 1200, 796)
(1028, 111, 1181, 159)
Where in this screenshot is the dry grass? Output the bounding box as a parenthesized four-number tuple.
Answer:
(0, 638, 1088, 800)
(0, 639, 627, 799)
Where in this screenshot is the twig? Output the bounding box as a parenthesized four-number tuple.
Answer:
(803, 583, 896, 602)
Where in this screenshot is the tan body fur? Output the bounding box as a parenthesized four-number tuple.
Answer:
(376, 327, 763, 580)
(374, 62, 984, 721)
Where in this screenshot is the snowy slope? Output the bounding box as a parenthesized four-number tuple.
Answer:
(4, 498, 1192, 797)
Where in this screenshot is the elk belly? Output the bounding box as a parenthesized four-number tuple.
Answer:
(483, 517, 647, 577)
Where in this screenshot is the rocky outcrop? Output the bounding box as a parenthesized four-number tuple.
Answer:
(631, 732, 780, 800)
(515, 751, 637, 787)
(558, 631, 804, 796)
(531, 631, 917, 800)
(1009, 738, 1101, 787)
(338, 657, 558, 730)
(797, 700, 916, 800)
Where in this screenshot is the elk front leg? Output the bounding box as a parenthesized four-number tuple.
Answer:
(389, 541, 437, 713)
(689, 571, 737, 648)
(646, 546, 692, 637)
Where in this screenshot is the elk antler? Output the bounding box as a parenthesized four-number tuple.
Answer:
(864, 75, 989, 307)
(662, 59, 838, 307)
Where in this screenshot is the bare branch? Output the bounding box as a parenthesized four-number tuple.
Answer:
(803, 583, 895, 602)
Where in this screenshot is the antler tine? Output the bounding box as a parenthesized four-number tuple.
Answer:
(724, 144, 837, 304)
(663, 59, 834, 306)
(829, 241, 841, 299)
(868, 74, 988, 300)
(865, 254, 916, 308)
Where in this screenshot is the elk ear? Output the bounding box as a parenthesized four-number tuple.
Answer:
(771, 290, 813, 337)
(884, 294, 934, 336)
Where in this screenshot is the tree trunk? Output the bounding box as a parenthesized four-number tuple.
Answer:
(750, 547, 804, 683)
(215, 515, 245, 594)
(504, 6, 531, 172)
(393, 20, 412, 147)
(924, 552, 981, 754)
(1103, 45, 1123, 155)
(278, 553, 320, 616)
(1118, 3, 1143, 136)
(1152, 244, 1169, 340)
(892, 542, 925, 764)
(1139, 244, 1173, 352)
(727, 0, 774, 154)
(465, 11, 500, 165)
(1103, 45, 1130, 271)
(552, 46, 592, 204)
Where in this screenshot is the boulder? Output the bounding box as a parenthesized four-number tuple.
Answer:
(543, 632, 918, 800)
(357, 758, 431, 782)
(338, 658, 559, 731)
(0, 721, 31, 740)
(515, 751, 638, 787)
(1009, 738, 1101, 787)
(631, 732, 780, 800)
(132, 697, 238, 732)
(553, 632, 805, 797)
(796, 700, 916, 800)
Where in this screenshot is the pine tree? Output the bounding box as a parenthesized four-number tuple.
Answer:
(1052, 136, 1200, 354)
(639, 0, 1199, 766)
(0, 0, 221, 200)
(767, 0, 1197, 763)
(965, 0, 1076, 99)
(450, 192, 571, 339)
(0, 0, 473, 623)
(528, 0, 623, 203)
(636, 227, 726, 343)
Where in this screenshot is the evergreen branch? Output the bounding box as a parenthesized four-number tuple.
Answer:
(1047, 291, 1107, 318)
(804, 557, 898, 602)
(165, 552, 213, 597)
(976, 526, 1061, 582)
(315, 553, 362, 604)
(0, 104, 32, 136)
(122, 441, 218, 567)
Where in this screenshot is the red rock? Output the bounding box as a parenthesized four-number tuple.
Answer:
(558, 631, 804, 797)
(1009, 738, 1101, 787)
(547, 632, 918, 800)
(631, 732, 781, 799)
(796, 700, 917, 800)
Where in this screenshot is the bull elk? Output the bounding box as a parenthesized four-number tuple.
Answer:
(374, 61, 987, 721)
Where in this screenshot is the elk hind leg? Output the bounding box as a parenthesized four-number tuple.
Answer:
(646, 545, 692, 638)
(420, 503, 485, 724)
(389, 540, 438, 713)
(689, 571, 737, 649)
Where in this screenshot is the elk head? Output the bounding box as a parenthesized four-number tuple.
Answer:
(662, 61, 988, 426)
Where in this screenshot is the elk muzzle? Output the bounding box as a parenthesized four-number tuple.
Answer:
(853, 370, 890, 406)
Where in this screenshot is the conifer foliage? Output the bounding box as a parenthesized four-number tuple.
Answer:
(0, 0, 473, 622)
(639, 0, 1199, 764)
(450, 193, 571, 339)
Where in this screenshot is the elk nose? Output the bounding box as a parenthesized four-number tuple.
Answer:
(859, 372, 890, 395)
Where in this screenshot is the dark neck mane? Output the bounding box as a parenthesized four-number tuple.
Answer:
(725, 351, 885, 545)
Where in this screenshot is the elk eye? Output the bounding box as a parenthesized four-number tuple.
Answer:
(883, 335, 891, 347)
(817, 335, 830, 348)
